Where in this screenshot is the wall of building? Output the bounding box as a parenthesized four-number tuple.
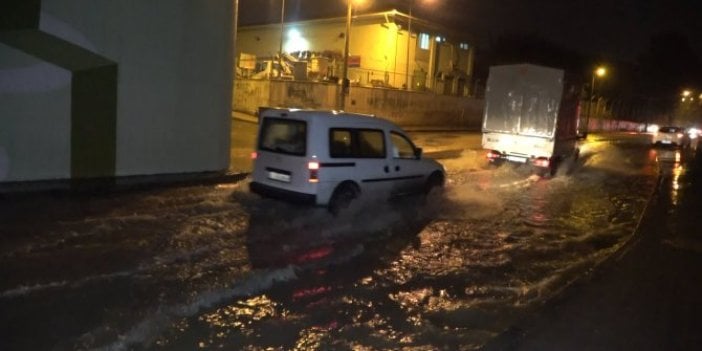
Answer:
(0, 45, 71, 181)
(233, 79, 484, 129)
(236, 15, 472, 93)
(0, 0, 233, 184)
(233, 79, 641, 133)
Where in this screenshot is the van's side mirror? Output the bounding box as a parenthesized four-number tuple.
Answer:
(414, 147, 423, 159)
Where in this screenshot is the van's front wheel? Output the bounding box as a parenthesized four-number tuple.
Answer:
(328, 183, 359, 215)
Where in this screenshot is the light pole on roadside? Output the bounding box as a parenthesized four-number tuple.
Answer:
(585, 66, 606, 131)
(339, 0, 359, 110)
(278, 0, 285, 78)
(405, 1, 413, 91)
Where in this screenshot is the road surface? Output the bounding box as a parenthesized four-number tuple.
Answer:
(1, 131, 681, 350)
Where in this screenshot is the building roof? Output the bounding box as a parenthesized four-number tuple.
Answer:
(239, 9, 473, 44)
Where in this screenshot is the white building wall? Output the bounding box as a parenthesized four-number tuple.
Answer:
(0, 44, 71, 182)
(40, 0, 233, 176)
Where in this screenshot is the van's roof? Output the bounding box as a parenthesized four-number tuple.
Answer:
(259, 108, 398, 129)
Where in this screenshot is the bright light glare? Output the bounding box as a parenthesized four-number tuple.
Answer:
(349, 0, 369, 9)
(682, 90, 691, 97)
(647, 124, 659, 133)
(595, 67, 606, 77)
(284, 28, 309, 53)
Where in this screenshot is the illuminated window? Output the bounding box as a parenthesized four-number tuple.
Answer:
(419, 33, 430, 50)
(460, 43, 470, 50)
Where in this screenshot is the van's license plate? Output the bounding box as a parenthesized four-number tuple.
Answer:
(506, 155, 527, 163)
(268, 171, 291, 182)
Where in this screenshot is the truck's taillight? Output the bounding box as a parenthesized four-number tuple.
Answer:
(533, 158, 550, 168)
(308, 161, 319, 183)
(251, 152, 258, 160)
(487, 151, 501, 160)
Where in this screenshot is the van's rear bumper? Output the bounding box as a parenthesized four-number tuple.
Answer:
(249, 181, 317, 205)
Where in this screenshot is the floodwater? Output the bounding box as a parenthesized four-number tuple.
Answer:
(0, 133, 664, 350)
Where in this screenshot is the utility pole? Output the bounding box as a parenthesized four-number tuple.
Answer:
(339, 1, 352, 110)
(405, 1, 413, 91)
(278, 0, 285, 78)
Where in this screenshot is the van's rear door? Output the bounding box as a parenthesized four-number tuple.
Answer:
(252, 116, 314, 195)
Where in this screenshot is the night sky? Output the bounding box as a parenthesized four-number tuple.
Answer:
(241, 0, 702, 61)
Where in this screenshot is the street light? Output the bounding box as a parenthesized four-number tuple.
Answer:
(339, 0, 366, 110)
(585, 66, 607, 131)
(681, 90, 693, 102)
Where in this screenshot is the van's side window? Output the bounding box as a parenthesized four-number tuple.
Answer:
(358, 130, 385, 158)
(390, 132, 417, 159)
(330, 130, 353, 157)
(330, 128, 386, 158)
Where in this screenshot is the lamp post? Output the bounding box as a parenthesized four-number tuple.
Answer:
(278, 0, 286, 78)
(232, 0, 239, 86)
(339, 0, 356, 110)
(405, 1, 413, 91)
(585, 66, 606, 131)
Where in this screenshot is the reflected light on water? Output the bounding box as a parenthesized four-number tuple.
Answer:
(200, 295, 279, 331)
(653, 148, 684, 206)
(671, 162, 683, 206)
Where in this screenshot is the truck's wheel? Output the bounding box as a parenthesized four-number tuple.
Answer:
(548, 157, 561, 177)
(328, 183, 359, 215)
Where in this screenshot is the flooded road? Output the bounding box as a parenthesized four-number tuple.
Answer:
(0, 132, 667, 350)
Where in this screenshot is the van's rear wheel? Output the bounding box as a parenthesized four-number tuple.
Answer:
(425, 172, 445, 195)
(328, 183, 359, 215)
(423, 172, 445, 206)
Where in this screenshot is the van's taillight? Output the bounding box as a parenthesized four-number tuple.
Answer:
(308, 162, 319, 183)
(251, 152, 258, 160)
(487, 151, 501, 160)
(533, 158, 550, 168)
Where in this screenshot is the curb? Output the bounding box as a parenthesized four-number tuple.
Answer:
(0, 171, 250, 197)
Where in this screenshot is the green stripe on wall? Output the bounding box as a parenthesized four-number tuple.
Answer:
(71, 65, 117, 179)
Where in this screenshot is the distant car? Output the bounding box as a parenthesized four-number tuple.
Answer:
(249, 108, 445, 214)
(652, 126, 690, 148)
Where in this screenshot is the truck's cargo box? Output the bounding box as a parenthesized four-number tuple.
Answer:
(481, 63, 581, 173)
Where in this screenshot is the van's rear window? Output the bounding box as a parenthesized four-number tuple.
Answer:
(259, 118, 307, 156)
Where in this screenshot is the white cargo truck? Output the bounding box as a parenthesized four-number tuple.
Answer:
(481, 63, 582, 176)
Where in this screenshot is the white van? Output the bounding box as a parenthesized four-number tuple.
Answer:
(249, 108, 445, 214)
